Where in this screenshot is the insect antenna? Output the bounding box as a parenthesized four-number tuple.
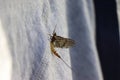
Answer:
(53, 24, 57, 35)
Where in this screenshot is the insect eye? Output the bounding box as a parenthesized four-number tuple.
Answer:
(53, 33, 56, 36)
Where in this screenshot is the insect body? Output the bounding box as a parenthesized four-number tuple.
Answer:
(49, 27, 77, 75)
(50, 26, 75, 58)
(50, 42, 61, 58)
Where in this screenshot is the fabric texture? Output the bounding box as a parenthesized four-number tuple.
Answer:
(0, 0, 119, 80)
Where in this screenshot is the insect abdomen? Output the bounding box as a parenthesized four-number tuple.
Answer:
(50, 43, 61, 58)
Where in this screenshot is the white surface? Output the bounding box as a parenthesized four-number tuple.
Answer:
(0, 0, 103, 80)
(0, 21, 12, 80)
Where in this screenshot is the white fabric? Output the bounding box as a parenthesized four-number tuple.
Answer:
(0, 0, 103, 80)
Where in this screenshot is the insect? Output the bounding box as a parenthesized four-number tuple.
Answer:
(49, 26, 77, 75)
(50, 25, 75, 58)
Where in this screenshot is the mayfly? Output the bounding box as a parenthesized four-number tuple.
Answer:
(49, 25, 77, 75)
(50, 25, 75, 58)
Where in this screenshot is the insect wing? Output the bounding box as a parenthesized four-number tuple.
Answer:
(53, 36, 75, 48)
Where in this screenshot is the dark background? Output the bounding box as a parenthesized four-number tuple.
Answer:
(94, 0, 120, 80)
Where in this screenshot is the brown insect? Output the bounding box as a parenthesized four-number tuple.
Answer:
(49, 27, 77, 74)
(50, 25, 75, 58)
